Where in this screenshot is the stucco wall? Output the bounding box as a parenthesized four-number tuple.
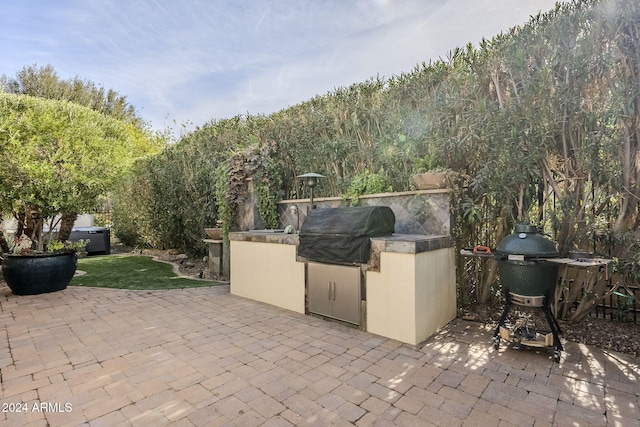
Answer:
(229, 240, 305, 313)
(366, 248, 457, 345)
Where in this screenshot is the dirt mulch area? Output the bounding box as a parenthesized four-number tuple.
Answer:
(463, 302, 640, 357)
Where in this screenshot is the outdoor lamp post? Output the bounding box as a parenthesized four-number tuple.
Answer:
(297, 172, 325, 210)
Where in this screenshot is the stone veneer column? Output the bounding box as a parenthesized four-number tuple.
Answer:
(237, 178, 265, 231)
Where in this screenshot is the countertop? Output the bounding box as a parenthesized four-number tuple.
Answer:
(228, 231, 450, 254)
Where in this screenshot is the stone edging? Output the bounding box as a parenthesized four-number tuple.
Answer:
(83, 253, 215, 282)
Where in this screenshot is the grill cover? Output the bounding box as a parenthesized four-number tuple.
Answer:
(297, 206, 395, 264)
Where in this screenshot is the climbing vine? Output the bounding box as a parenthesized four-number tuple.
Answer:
(254, 153, 282, 229)
(215, 139, 282, 237)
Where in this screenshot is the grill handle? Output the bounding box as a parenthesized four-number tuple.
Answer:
(473, 245, 491, 254)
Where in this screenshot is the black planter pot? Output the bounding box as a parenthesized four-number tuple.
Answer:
(1, 251, 78, 295)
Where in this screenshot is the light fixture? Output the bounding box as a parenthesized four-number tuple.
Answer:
(297, 172, 325, 209)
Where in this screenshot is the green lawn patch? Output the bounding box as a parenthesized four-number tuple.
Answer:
(70, 255, 223, 290)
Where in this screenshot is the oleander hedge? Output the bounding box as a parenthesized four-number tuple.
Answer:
(112, 0, 640, 306)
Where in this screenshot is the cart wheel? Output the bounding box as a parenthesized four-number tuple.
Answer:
(553, 350, 561, 363)
(493, 336, 500, 349)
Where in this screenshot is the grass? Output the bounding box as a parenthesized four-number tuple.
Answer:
(70, 255, 223, 290)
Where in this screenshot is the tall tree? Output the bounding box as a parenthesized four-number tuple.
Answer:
(1, 64, 161, 240)
(1, 64, 140, 124)
(0, 94, 141, 250)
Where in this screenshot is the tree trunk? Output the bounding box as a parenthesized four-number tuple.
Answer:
(480, 260, 499, 304)
(479, 219, 510, 304)
(34, 218, 44, 252)
(0, 225, 10, 253)
(58, 212, 78, 241)
(15, 212, 25, 239)
(17, 207, 41, 250)
(613, 126, 633, 233)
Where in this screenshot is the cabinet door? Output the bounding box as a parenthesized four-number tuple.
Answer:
(330, 264, 361, 325)
(307, 262, 333, 318)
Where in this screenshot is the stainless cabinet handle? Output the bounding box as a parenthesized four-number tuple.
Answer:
(332, 282, 336, 301)
(328, 282, 332, 300)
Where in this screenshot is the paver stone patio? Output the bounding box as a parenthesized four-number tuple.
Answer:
(0, 284, 638, 426)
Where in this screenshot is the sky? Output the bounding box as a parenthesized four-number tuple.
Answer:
(1, 0, 561, 133)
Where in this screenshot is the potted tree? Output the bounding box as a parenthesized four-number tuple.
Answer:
(1, 236, 87, 295)
(0, 94, 145, 294)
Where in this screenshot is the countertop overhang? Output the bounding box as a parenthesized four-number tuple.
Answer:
(229, 231, 450, 254)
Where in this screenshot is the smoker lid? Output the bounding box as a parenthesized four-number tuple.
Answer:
(299, 206, 395, 237)
(496, 224, 558, 257)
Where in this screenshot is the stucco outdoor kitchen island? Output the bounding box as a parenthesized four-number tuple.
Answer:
(229, 231, 456, 346)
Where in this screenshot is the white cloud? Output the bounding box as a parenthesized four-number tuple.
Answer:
(180, 0, 559, 128)
(1, 0, 560, 130)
